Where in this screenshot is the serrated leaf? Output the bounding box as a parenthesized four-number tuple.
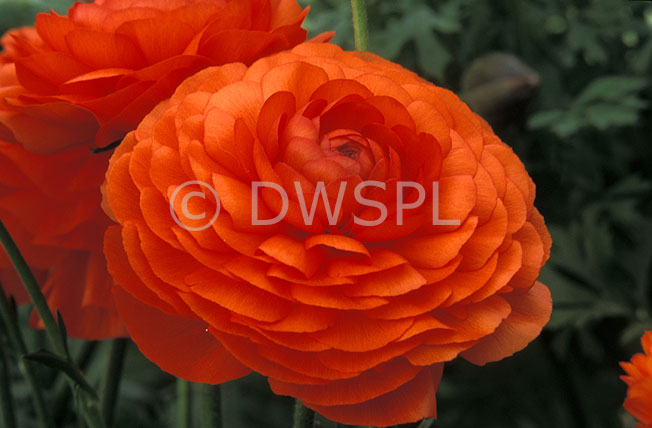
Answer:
(585, 104, 639, 129)
(552, 116, 583, 138)
(527, 110, 565, 130)
(415, 30, 451, 80)
(567, 23, 609, 65)
(529, 75, 647, 136)
(422, 3, 462, 34)
(370, 2, 457, 79)
(575, 76, 648, 105)
(372, 16, 413, 59)
(619, 95, 648, 110)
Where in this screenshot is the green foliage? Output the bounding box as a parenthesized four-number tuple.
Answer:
(301, 0, 467, 81)
(529, 76, 648, 137)
(0, 0, 74, 36)
(301, 1, 652, 427)
(23, 350, 98, 399)
(2, 0, 651, 427)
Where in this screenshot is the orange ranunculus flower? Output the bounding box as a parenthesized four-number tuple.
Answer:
(0, 0, 319, 339)
(0, 140, 126, 339)
(621, 331, 652, 428)
(0, 0, 318, 153)
(104, 43, 552, 426)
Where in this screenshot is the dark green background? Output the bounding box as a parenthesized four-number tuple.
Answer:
(1, 0, 651, 427)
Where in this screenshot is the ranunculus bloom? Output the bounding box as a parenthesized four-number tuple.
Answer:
(621, 331, 652, 428)
(0, 0, 318, 339)
(104, 43, 552, 426)
(0, 140, 126, 338)
(0, 0, 318, 152)
(0, 31, 125, 337)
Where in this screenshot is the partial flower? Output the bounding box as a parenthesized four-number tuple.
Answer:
(0, 0, 318, 339)
(0, 0, 318, 152)
(104, 43, 552, 426)
(0, 140, 125, 338)
(621, 331, 652, 428)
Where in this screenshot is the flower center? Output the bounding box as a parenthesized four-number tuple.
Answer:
(335, 142, 361, 161)
(321, 130, 374, 179)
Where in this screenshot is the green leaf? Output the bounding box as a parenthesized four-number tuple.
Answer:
(584, 103, 640, 130)
(528, 110, 565, 130)
(56, 310, 70, 350)
(620, 320, 652, 346)
(369, 2, 458, 78)
(574, 76, 648, 105)
(631, 37, 652, 74)
(0, 0, 75, 34)
(566, 22, 608, 65)
(415, 30, 451, 81)
(23, 351, 98, 400)
(31, 0, 76, 13)
(529, 76, 647, 136)
(371, 16, 413, 59)
(422, 3, 462, 34)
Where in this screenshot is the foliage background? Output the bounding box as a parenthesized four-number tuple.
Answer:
(1, 0, 651, 427)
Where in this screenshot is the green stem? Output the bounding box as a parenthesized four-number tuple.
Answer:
(0, 220, 105, 428)
(177, 380, 192, 428)
(417, 418, 435, 428)
(101, 338, 128, 428)
(351, 0, 369, 51)
(0, 340, 16, 428)
(0, 287, 53, 428)
(45, 340, 97, 390)
(293, 400, 315, 428)
(54, 341, 99, 426)
(0, 220, 66, 357)
(198, 384, 222, 428)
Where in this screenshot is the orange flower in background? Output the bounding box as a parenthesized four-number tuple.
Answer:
(621, 331, 652, 428)
(0, 0, 317, 153)
(104, 43, 552, 426)
(0, 140, 126, 339)
(0, 0, 319, 339)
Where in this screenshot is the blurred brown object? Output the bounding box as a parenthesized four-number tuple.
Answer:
(461, 52, 540, 129)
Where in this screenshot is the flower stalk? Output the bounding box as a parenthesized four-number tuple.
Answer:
(177, 380, 192, 428)
(0, 287, 53, 428)
(0, 337, 17, 428)
(198, 384, 222, 428)
(0, 219, 105, 428)
(417, 418, 435, 428)
(351, 0, 369, 51)
(293, 400, 315, 428)
(0, 220, 65, 357)
(53, 341, 99, 425)
(101, 338, 129, 428)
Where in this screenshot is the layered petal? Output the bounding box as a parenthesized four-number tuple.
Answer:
(621, 331, 652, 428)
(103, 42, 552, 426)
(0, 0, 316, 340)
